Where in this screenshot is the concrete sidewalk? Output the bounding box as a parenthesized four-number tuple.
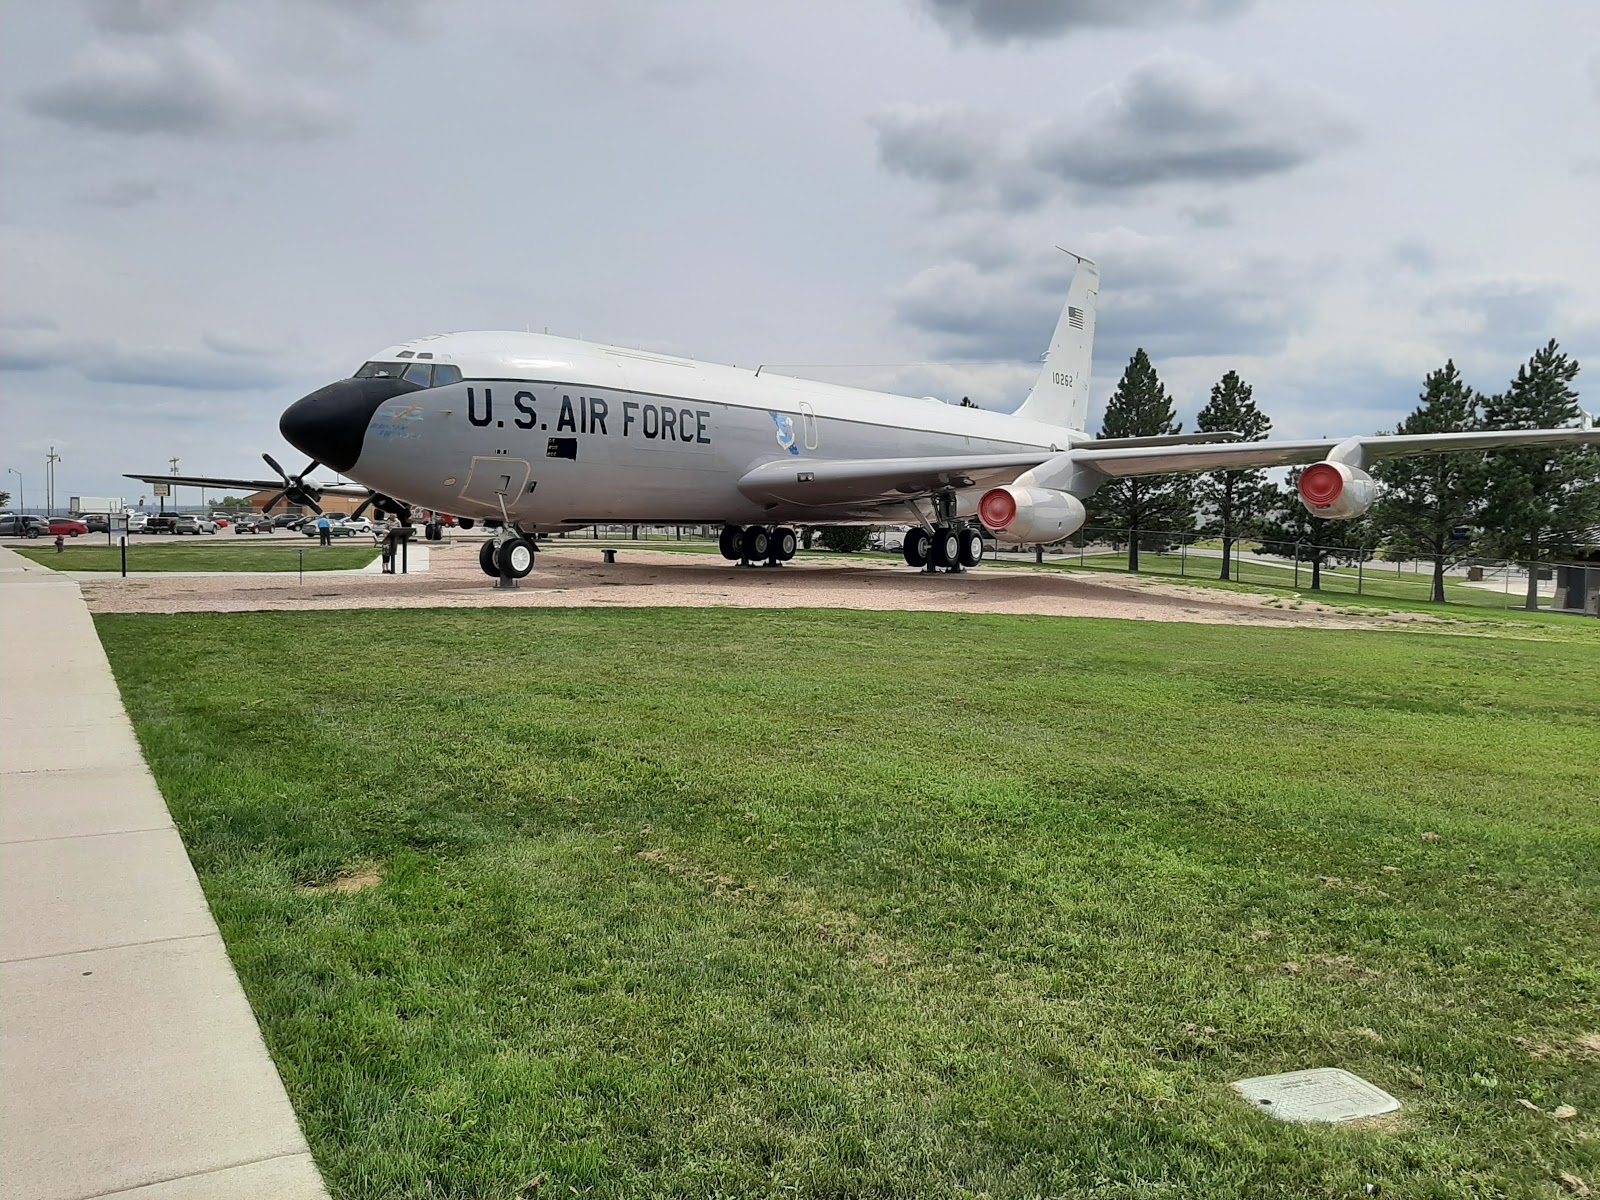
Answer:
(0, 547, 327, 1199)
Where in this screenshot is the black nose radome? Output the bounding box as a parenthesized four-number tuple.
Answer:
(279, 376, 423, 473)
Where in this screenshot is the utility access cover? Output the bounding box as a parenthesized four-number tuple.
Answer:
(1232, 1068, 1400, 1124)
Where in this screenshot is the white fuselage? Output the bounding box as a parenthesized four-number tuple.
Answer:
(350, 332, 1083, 529)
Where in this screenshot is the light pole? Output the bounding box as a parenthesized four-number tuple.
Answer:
(6, 468, 22, 517)
(45, 447, 60, 515)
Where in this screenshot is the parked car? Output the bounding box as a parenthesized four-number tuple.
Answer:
(48, 516, 89, 537)
(301, 516, 373, 539)
(125, 512, 150, 533)
(232, 515, 275, 534)
(173, 514, 218, 535)
(144, 513, 178, 534)
(0, 512, 48, 538)
(209, 512, 233, 528)
(271, 513, 307, 529)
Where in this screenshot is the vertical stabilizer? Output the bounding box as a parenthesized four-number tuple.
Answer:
(1014, 250, 1098, 432)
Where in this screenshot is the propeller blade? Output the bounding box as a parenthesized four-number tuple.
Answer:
(352, 495, 374, 519)
(304, 496, 323, 515)
(262, 491, 288, 512)
(262, 452, 289, 482)
(300, 459, 320, 478)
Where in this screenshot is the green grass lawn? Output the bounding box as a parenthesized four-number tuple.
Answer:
(98, 610, 1599, 1199)
(15, 542, 377, 572)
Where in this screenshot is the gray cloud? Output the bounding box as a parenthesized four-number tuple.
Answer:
(24, 33, 338, 140)
(1029, 53, 1356, 195)
(85, 0, 214, 35)
(1179, 202, 1232, 228)
(892, 234, 1310, 371)
(75, 178, 165, 207)
(1, 324, 292, 391)
(873, 104, 998, 186)
(873, 54, 1354, 209)
(920, 0, 1251, 44)
(1389, 237, 1437, 273)
(1422, 278, 1575, 358)
(1590, 54, 1600, 102)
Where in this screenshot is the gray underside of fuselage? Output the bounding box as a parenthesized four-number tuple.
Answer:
(351, 381, 1056, 528)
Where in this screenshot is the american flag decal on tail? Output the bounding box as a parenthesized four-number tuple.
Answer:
(1067, 306, 1084, 330)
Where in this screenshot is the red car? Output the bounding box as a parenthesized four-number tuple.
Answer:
(48, 517, 88, 537)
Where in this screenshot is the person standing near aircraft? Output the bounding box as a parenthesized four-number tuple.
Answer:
(316, 514, 331, 546)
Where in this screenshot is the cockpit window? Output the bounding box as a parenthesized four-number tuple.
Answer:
(354, 360, 462, 387)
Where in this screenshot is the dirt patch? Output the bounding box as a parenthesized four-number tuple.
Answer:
(299, 865, 384, 895)
(1519, 1033, 1600, 1061)
(77, 541, 1444, 632)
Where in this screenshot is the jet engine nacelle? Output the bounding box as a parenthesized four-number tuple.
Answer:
(1298, 461, 1377, 520)
(977, 485, 1087, 545)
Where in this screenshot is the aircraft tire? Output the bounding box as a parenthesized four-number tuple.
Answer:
(741, 526, 770, 561)
(929, 527, 959, 570)
(902, 527, 929, 568)
(719, 526, 742, 561)
(958, 528, 984, 568)
(496, 537, 535, 578)
(772, 527, 797, 562)
(478, 538, 500, 577)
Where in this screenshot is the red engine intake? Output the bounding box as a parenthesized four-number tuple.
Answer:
(977, 485, 1087, 544)
(1296, 461, 1376, 520)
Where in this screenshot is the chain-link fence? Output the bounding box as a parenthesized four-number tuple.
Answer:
(983, 525, 1600, 615)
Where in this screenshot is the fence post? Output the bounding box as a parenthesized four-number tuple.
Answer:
(120, 536, 127, 578)
(1180, 537, 1187, 577)
(1358, 554, 1364, 595)
(298, 548, 304, 584)
(1294, 543, 1301, 590)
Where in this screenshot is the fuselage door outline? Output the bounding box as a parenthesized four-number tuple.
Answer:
(799, 401, 819, 451)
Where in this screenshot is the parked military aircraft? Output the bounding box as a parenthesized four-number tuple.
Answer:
(130, 251, 1600, 579)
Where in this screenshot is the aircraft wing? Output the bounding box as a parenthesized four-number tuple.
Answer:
(123, 472, 373, 498)
(737, 452, 1051, 508)
(735, 428, 1599, 515)
(1038, 427, 1600, 482)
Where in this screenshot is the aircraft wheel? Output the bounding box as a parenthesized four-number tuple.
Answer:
(902, 527, 929, 568)
(478, 538, 501, 577)
(958, 528, 984, 568)
(496, 537, 535, 578)
(929, 526, 959, 570)
(772, 527, 797, 562)
(741, 526, 770, 561)
(719, 525, 742, 561)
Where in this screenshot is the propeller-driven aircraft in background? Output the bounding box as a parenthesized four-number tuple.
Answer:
(130, 251, 1600, 579)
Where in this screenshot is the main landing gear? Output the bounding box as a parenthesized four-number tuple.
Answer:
(902, 525, 984, 572)
(901, 489, 985, 573)
(720, 525, 798, 567)
(479, 529, 536, 583)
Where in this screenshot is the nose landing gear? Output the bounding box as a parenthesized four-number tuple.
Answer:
(479, 529, 536, 584)
(720, 525, 797, 567)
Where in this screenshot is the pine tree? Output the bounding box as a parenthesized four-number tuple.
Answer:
(1368, 361, 1484, 603)
(1095, 349, 1191, 571)
(1256, 472, 1372, 591)
(1194, 370, 1271, 580)
(1479, 341, 1600, 610)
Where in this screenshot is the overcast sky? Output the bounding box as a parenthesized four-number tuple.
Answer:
(3, 0, 1598, 503)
